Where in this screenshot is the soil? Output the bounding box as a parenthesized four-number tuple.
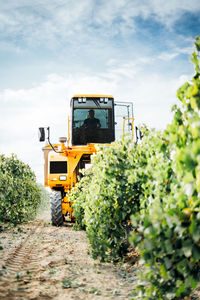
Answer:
(0, 212, 138, 300)
(1, 212, 200, 300)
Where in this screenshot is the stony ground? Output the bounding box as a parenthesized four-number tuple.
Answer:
(0, 214, 138, 300)
(1, 213, 200, 300)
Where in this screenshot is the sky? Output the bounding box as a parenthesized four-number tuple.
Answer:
(0, 0, 200, 183)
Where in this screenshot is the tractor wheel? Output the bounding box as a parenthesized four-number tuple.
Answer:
(50, 191, 64, 226)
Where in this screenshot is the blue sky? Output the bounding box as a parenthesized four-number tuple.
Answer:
(0, 0, 200, 183)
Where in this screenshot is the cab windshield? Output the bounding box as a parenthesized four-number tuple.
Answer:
(73, 108, 111, 129)
(72, 97, 115, 145)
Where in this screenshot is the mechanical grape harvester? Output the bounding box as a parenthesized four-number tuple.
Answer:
(39, 95, 135, 226)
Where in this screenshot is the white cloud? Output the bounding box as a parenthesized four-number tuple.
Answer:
(145, 0, 200, 27)
(0, 71, 118, 182)
(0, 0, 197, 186)
(0, 60, 192, 182)
(158, 45, 195, 61)
(0, 0, 199, 49)
(158, 52, 179, 61)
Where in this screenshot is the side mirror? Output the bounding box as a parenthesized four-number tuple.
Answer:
(38, 127, 45, 142)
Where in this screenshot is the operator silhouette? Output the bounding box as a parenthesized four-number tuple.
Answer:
(83, 109, 101, 130)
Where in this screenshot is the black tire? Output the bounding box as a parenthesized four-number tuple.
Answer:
(50, 191, 64, 226)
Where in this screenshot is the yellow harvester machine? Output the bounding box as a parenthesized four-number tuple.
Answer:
(39, 95, 134, 226)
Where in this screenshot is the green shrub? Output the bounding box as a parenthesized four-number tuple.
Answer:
(71, 138, 139, 261)
(83, 138, 140, 261)
(71, 169, 92, 230)
(71, 35, 200, 300)
(130, 36, 200, 299)
(71, 128, 172, 262)
(0, 154, 42, 225)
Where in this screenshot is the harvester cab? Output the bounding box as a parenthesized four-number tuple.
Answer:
(39, 95, 135, 226)
(71, 95, 115, 145)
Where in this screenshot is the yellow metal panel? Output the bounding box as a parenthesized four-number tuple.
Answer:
(62, 196, 73, 215)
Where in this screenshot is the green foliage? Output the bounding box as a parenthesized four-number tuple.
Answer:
(130, 36, 200, 299)
(71, 169, 91, 230)
(71, 35, 200, 300)
(131, 205, 200, 299)
(71, 138, 139, 261)
(71, 129, 172, 262)
(0, 154, 43, 225)
(83, 138, 140, 261)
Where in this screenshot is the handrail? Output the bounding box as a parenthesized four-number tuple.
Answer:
(123, 118, 135, 140)
(68, 116, 70, 142)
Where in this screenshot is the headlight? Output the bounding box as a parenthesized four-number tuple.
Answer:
(59, 175, 67, 181)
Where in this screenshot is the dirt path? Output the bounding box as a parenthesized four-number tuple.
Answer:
(0, 216, 137, 300)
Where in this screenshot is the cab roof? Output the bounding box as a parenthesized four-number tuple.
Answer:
(72, 94, 114, 98)
(70, 95, 114, 106)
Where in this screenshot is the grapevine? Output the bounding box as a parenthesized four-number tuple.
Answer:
(70, 36, 200, 299)
(0, 154, 43, 225)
